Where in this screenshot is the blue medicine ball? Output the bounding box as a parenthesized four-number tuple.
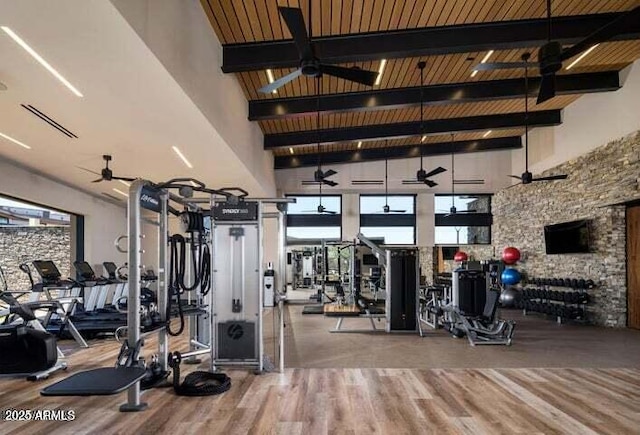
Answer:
(501, 268, 521, 285)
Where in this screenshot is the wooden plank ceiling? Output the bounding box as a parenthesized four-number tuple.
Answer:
(201, 0, 640, 161)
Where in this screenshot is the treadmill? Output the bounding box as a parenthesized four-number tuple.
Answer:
(33, 260, 126, 339)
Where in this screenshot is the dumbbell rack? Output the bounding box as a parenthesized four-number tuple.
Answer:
(518, 277, 593, 324)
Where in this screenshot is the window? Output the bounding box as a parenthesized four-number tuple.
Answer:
(359, 195, 416, 245)
(434, 195, 492, 245)
(285, 195, 341, 244)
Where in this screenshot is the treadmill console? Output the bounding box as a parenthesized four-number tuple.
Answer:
(32, 260, 62, 283)
(73, 261, 96, 281)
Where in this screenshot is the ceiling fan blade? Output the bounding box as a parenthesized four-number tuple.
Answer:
(532, 174, 568, 182)
(322, 169, 337, 178)
(473, 62, 529, 72)
(258, 68, 303, 93)
(424, 180, 438, 188)
(457, 210, 478, 214)
(508, 175, 522, 180)
(112, 176, 135, 182)
(322, 210, 337, 215)
(560, 6, 640, 62)
(278, 7, 313, 59)
(77, 166, 101, 176)
(536, 74, 556, 104)
(92, 178, 104, 183)
(389, 210, 406, 213)
(401, 180, 422, 185)
(424, 166, 447, 179)
(323, 179, 339, 187)
(320, 64, 378, 87)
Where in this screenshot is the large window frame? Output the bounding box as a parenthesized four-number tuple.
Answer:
(434, 194, 492, 245)
(285, 194, 342, 244)
(359, 194, 416, 245)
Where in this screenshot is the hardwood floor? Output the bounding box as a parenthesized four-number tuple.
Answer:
(1, 335, 639, 435)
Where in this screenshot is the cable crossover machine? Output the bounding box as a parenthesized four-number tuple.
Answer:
(41, 178, 291, 412)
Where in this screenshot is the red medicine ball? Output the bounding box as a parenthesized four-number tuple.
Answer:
(453, 251, 468, 262)
(502, 247, 521, 265)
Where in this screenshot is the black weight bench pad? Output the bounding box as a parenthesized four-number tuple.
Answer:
(41, 367, 146, 396)
(302, 305, 324, 315)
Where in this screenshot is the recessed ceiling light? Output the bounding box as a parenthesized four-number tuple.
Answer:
(113, 188, 129, 198)
(470, 50, 494, 78)
(565, 44, 599, 70)
(482, 130, 492, 138)
(118, 180, 131, 187)
(266, 69, 277, 94)
(374, 59, 387, 86)
(172, 146, 193, 169)
(1, 26, 83, 97)
(421, 135, 427, 143)
(0, 131, 31, 149)
(357, 141, 362, 149)
(289, 147, 294, 155)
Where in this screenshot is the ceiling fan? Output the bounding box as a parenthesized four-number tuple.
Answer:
(301, 78, 339, 187)
(258, 4, 378, 94)
(473, 0, 640, 104)
(381, 150, 406, 214)
(301, 182, 338, 214)
(78, 155, 135, 183)
(440, 141, 481, 217)
(402, 61, 446, 187)
(509, 53, 567, 185)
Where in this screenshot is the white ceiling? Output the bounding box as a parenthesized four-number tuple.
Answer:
(0, 0, 271, 205)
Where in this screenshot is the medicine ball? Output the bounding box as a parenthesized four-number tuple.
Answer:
(453, 251, 468, 262)
(499, 288, 520, 308)
(501, 247, 521, 265)
(501, 268, 521, 285)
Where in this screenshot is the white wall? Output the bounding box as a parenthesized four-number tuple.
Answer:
(111, 0, 276, 196)
(0, 157, 127, 270)
(514, 60, 640, 174)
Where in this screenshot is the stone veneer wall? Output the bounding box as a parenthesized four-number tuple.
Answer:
(0, 227, 71, 290)
(419, 245, 495, 283)
(493, 130, 640, 327)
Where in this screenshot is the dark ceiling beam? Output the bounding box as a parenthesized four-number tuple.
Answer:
(254, 72, 619, 120)
(264, 110, 561, 148)
(249, 71, 619, 120)
(275, 136, 522, 169)
(222, 13, 640, 72)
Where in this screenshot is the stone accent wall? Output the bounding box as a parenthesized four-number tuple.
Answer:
(419, 245, 495, 283)
(493, 130, 640, 327)
(0, 227, 71, 290)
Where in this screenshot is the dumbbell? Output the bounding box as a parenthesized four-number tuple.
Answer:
(550, 278, 558, 286)
(570, 278, 578, 289)
(552, 290, 561, 301)
(577, 279, 586, 290)
(585, 279, 595, 289)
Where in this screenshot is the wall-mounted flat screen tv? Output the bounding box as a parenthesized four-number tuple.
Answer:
(544, 220, 590, 254)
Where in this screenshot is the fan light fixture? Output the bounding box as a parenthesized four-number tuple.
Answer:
(1, 26, 83, 97)
(0, 131, 31, 150)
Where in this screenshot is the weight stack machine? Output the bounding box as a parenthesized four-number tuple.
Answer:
(387, 249, 419, 332)
(452, 268, 487, 317)
(211, 200, 262, 371)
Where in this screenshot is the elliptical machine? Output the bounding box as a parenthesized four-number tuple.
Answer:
(0, 265, 67, 380)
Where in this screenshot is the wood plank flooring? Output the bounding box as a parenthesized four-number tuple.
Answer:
(1, 335, 639, 435)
